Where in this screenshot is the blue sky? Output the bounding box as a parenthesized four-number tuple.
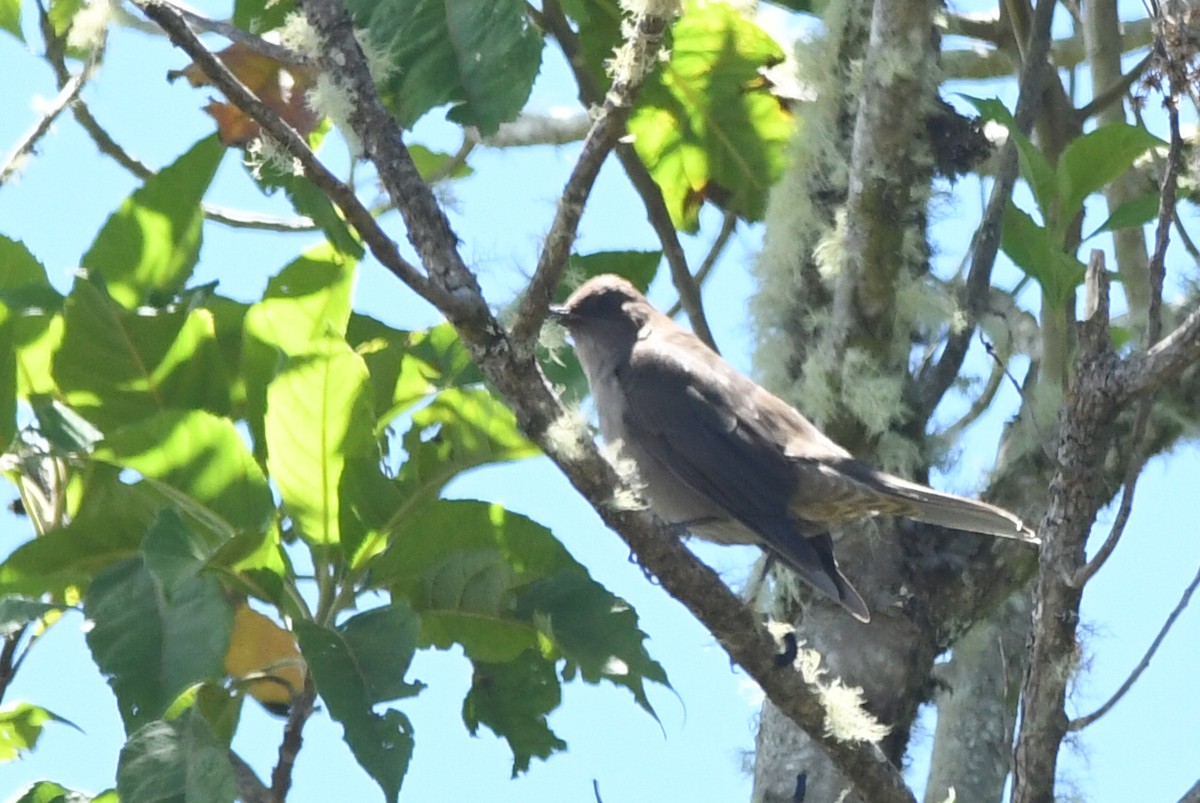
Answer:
(2, 2, 1198, 801)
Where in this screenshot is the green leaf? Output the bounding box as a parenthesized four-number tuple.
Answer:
(232, 0, 293, 38)
(560, 251, 661, 301)
(628, 0, 792, 230)
(10, 780, 112, 803)
(96, 410, 274, 538)
(30, 396, 103, 453)
(295, 605, 421, 803)
(0, 597, 72, 636)
(0, 467, 159, 596)
(1084, 192, 1161, 240)
(963, 95, 1055, 217)
(409, 144, 474, 181)
(14, 310, 63, 399)
(265, 339, 375, 545)
(0, 703, 77, 762)
(345, 319, 486, 425)
(1056, 123, 1163, 226)
(463, 651, 566, 775)
(0, 235, 50, 290)
(116, 711, 237, 803)
(516, 571, 668, 714)
(565, 0, 623, 93)
(347, 385, 537, 580)
(243, 244, 358, 458)
(347, 0, 543, 134)
(80, 136, 225, 308)
(0, 0, 23, 41)
(396, 387, 538, 509)
(54, 275, 232, 432)
(1001, 202, 1085, 309)
(85, 529, 233, 732)
(376, 500, 668, 710)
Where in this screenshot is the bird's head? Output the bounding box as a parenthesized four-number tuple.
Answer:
(548, 275, 655, 338)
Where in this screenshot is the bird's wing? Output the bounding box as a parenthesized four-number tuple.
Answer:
(618, 337, 869, 619)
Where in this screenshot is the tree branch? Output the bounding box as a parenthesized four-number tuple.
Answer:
(914, 0, 1058, 423)
(128, 0, 435, 307)
(269, 675, 316, 802)
(536, 0, 717, 351)
(0, 68, 90, 185)
(1068, 556, 1200, 731)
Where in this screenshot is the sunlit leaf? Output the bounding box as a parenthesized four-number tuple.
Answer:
(265, 339, 375, 545)
(629, 0, 792, 230)
(0, 466, 159, 596)
(80, 136, 224, 308)
(0, 0, 23, 41)
(96, 410, 274, 538)
(223, 604, 305, 711)
(0, 703, 77, 762)
(55, 276, 231, 431)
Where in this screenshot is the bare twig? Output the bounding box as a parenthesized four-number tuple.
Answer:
(1076, 53, 1152, 121)
(511, 0, 678, 348)
(534, 0, 717, 350)
(915, 0, 1059, 423)
(667, 210, 736, 318)
(204, 206, 317, 231)
(1068, 556, 1200, 731)
(127, 0, 434, 306)
(1180, 778, 1200, 803)
(269, 674, 316, 802)
(939, 349, 1007, 443)
(0, 70, 90, 185)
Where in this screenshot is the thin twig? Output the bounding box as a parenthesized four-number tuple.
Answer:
(269, 674, 316, 802)
(204, 205, 317, 231)
(939, 349, 1007, 443)
(1068, 556, 1200, 731)
(510, 0, 676, 347)
(128, 0, 434, 305)
(534, 0, 716, 350)
(0, 70, 89, 185)
(1179, 778, 1200, 803)
(1076, 53, 1152, 121)
(667, 209, 737, 318)
(914, 0, 1058, 423)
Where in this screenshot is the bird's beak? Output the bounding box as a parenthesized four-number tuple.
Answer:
(547, 305, 571, 323)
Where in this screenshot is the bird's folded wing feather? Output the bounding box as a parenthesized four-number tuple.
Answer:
(616, 345, 844, 600)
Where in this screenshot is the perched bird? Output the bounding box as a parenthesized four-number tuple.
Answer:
(550, 274, 1037, 622)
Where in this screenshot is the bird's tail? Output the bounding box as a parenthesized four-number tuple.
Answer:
(862, 469, 1039, 543)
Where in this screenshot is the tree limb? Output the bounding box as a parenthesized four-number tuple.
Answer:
(128, 0, 435, 308)
(533, 0, 717, 351)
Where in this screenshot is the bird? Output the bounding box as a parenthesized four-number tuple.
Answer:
(549, 274, 1038, 622)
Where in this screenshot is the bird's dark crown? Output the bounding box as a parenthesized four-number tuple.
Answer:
(556, 275, 648, 327)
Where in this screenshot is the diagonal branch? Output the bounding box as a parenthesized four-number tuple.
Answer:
(1068, 555, 1200, 732)
(535, 0, 716, 351)
(914, 0, 1059, 423)
(0, 68, 90, 185)
(512, 1, 694, 348)
(127, 0, 434, 307)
